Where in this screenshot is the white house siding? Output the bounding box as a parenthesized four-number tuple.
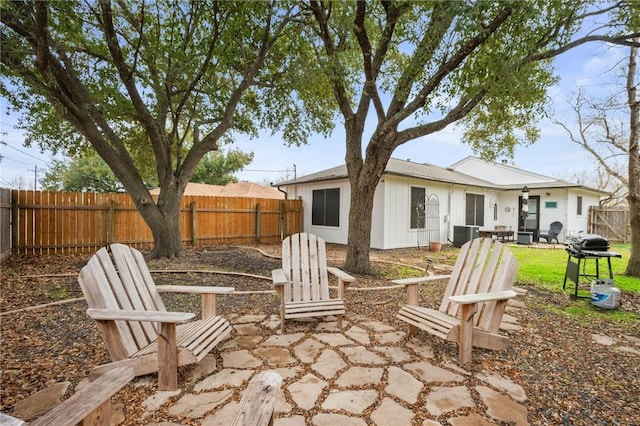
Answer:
(377, 176, 452, 250)
(450, 157, 556, 185)
(564, 189, 601, 240)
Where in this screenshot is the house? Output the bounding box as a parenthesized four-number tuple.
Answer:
(274, 157, 608, 249)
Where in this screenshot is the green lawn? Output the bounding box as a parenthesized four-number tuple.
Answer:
(510, 243, 639, 293)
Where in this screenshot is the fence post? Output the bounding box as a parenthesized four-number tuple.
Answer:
(280, 202, 287, 240)
(11, 193, 18, 255)
(108, 200, 115, 245)
(191, 201, 197, 246)
(255, 203, 261, 243)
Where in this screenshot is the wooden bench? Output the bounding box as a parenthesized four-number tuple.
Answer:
(0, 367, 134, 426)
(3, 369, 282, 426)
(231, 371, 283, 426)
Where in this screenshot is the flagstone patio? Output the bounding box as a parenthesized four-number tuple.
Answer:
(135, 311, 529, 425)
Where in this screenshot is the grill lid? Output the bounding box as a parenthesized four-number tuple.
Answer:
(570, 233, 610, 252)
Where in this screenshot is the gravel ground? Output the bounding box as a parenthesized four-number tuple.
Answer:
(1, 244, 639, 424)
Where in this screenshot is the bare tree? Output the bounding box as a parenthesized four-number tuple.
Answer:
(552, 42, 639, 276)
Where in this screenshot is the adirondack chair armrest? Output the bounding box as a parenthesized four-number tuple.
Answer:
(156, 285, 234, 319)
(448, 290, 518, 305)
(391, 274, 452, 286)
(327, 267, 356, 284)
(271, 268, 288, 286)
(156, 285, 235, 294)
(87, 308, 195, 323)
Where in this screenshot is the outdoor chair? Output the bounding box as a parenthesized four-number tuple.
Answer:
(272, 233, 355, 333)
(78, 244, 234, 390)
(395, 238, 519, 364)
(538, 221, 563, 244)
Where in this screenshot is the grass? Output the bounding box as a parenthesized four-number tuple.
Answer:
(510, 243, 639, 325)
(510, 243, 639, 293)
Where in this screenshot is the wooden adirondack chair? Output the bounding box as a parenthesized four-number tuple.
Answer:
(272, 233, 355, 333)
(395, 238, 519, 364)
(78, 244, 234, 390)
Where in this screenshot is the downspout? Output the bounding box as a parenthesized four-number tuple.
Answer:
(447, 184, 454, 244)
(274, 183, 288, 200)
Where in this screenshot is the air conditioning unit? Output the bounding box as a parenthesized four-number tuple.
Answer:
(453, 225, 479, 248)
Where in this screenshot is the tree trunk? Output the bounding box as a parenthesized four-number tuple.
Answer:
(131, 183, 186, 258)
(625, 42, 639, 277)
(344, 181, 376, 274)
(343, 129, 394, 274)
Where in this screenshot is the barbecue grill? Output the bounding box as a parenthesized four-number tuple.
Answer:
(563, 234, 621, 300)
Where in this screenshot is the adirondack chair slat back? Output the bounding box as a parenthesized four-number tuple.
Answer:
(78, 245, 165, 360)
(281, 233, 330, 303)
(439, 238, 518, 332)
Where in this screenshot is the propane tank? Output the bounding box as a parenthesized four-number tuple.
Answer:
(590, 279, 621, 310)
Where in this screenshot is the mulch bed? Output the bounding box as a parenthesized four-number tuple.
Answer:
(1, 244, 639, 424)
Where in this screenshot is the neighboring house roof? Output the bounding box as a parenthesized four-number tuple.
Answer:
(150, 182, 284, 198)
(275, 157, 609, 195)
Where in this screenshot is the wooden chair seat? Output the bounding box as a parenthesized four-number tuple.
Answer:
(284, 299, 346, 319)
(395, 238, 519, 364)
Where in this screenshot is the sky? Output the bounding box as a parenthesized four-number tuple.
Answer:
(0, 38, 629, 190)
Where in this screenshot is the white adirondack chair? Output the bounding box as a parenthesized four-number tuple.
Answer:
(395, 238, 519, 364)
(272, 233, 355, 333)
(78, 244, 234, 390)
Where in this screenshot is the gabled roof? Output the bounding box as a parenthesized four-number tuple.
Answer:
(276, 158, 495, 188)
(274, 157, 609, 195)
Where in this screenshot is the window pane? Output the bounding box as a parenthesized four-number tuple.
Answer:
(577, 196, 583, 215)
(312, 190, 324, 225)
(312, 188, 340, 227)
(325, 188, 340, 226)
(465, 194, 485, 226)
(476, 194, 485, 226)
(410, 187, 426, 229)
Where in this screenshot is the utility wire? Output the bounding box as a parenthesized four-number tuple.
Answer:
(0, 142, 49, 164)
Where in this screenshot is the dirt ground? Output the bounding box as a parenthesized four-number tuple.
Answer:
(1, 243, 639, 424)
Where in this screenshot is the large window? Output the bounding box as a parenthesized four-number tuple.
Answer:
(465, 193, 485, 226)
(577, 196, 583, 215)
(410, 187, 426, 229)
(312, 188, 340, 227)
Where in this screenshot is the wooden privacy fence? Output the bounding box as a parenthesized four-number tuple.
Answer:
(6, 190, 302, 255)
(588, 205, 631, 243)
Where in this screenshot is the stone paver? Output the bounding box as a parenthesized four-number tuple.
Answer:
(322, 389, 378, 414)
(345, 325, 371, 345)
(294, 338, 325, 363)
(168, 390, 233, 417)
(476, 385, 529, 425)
(386, 365, 422, 404)
(370, 397, 415, 425)
(426, 386, 475, 417)
(264, 332, 306, 346)
(312, 349, 347, 379)
(405, 361, 465, 383)
(288, 373, 328, 410)
(335, 366, 383, 387)
(221, 349, 262, 368)
(255, 347, 298, 365)
(339, 345, 386, 365)
(194, 368, 254, 391)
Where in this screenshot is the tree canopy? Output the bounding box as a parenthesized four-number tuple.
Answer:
(297, 0, 640, 272)
(1, 0, 333, 257)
